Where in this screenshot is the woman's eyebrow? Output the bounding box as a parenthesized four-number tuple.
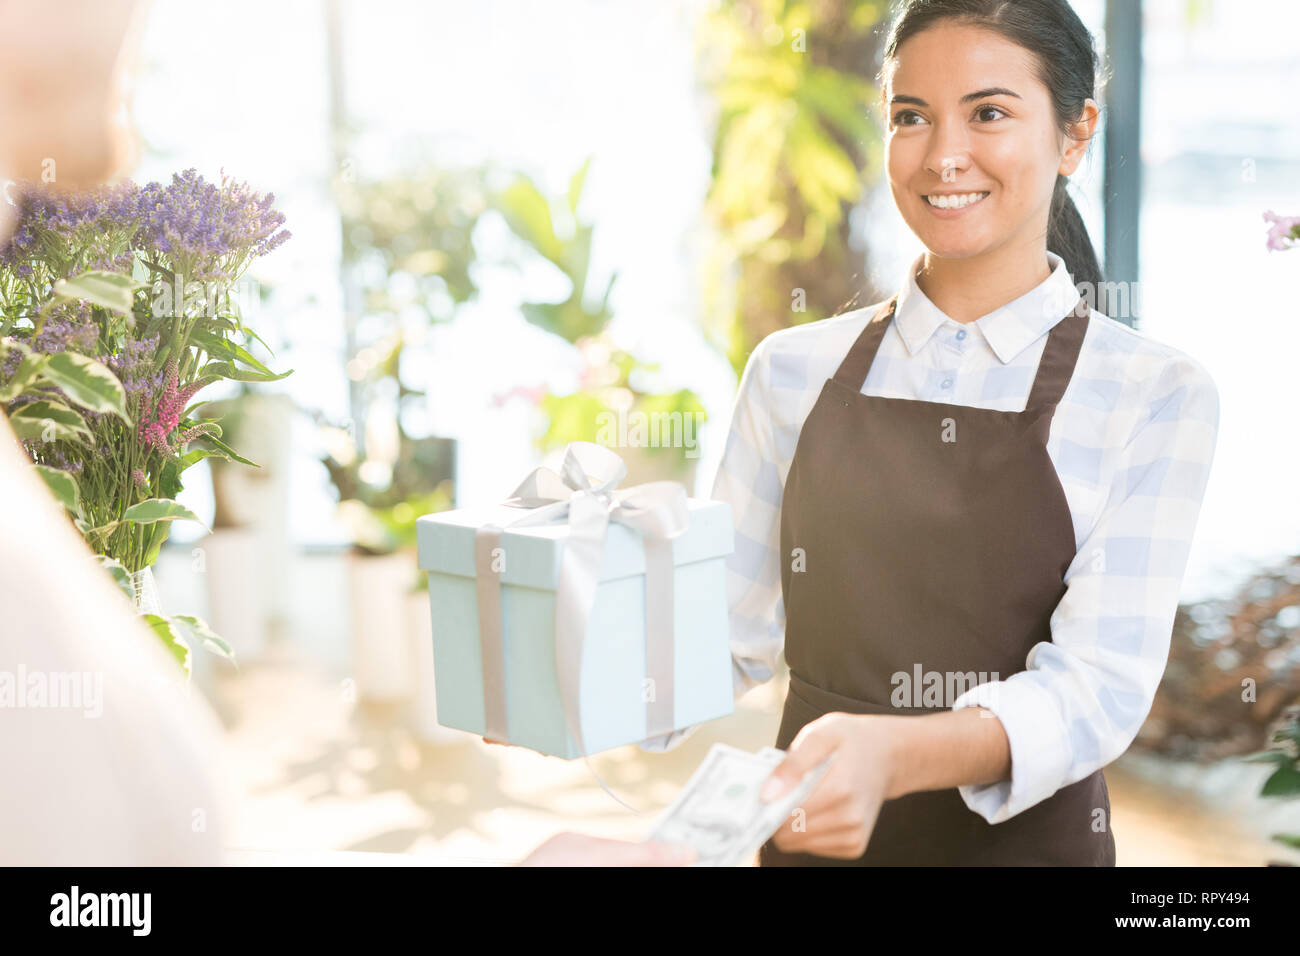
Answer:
(888, 87, 1022, 107)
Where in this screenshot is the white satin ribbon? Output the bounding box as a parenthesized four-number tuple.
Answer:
(473, 441, 689, 786)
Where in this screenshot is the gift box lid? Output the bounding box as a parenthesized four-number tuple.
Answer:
(416, 498, 733, 590)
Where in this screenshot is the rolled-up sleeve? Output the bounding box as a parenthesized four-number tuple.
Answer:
(951, 353, 1221, 823)
(638, 336, 787, 753)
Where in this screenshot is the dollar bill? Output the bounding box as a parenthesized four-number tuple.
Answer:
(644, 742, 833, 866)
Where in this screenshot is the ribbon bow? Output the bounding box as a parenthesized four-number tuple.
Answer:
(474, 441, 690, 766)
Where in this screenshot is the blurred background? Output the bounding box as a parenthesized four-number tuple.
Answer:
(50, 0, 1300, 863)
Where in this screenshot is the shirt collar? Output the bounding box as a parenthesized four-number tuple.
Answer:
(893, 251, 1082, 364)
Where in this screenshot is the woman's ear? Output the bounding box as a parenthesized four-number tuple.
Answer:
(1058, 97, 1100, 177)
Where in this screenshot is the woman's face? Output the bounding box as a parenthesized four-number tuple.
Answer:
(883, 21, 1093, 262)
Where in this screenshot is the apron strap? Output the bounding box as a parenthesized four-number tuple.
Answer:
(1024, 295, 1090, 410)
(831, 295, 897, 391)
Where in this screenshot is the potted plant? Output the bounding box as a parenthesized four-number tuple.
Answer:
(493, 158, 706, 487)
(0, 170, 291, 675)
(322, 421, 456, 706)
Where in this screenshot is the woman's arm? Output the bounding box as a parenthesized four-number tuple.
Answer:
(884, 706, 1012, 797)
(947, 351, 1221, 824)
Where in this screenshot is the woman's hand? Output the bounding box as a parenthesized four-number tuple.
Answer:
(759, 712, 900, 859)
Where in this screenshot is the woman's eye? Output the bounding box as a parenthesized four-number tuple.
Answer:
(975, 105, 1007, 122)
(892, 110, 924, 127)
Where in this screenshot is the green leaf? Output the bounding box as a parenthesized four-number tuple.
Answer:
(194, 317, 239, 334)
(139, 258, 176, 282)
(41, 351, 129, 421)
(123, 497, 205, 528)
(199, 360, 292, 383)
(157, 457, 182, 500)
(94, 555, 133, 603)
(1271, 833, 1300, 849)
(1261, 765, 1300, 798)
(567, 154, 593, 215)
(178, 447, 228, 472)
(497, 176, 563, 263)
(189, 329, 277, 376)
(33, 464, 81, 514)
(195, 431, 259, 467)
(52, 270, 142, 314)
(1272, 718, 1300, 747)
(241, 325, 277, 358)
(141, 613, 192, 677)
(141, 520, 172, 568)
(171, 614, 237, 665)
(8, 399, 92, 445)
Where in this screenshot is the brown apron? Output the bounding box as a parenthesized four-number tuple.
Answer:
(759, 294, 1115, 867)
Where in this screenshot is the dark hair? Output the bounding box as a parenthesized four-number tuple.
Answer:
(881, 0, 1104, 293)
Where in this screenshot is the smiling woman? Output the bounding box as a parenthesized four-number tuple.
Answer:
(645, 0, 1223, 868)
(882, 3, 1103, 320)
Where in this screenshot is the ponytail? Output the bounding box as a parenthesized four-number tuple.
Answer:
(1048, 174, 1103, 294)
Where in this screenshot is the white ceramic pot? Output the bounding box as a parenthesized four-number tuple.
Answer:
(198, 527, 268, 665)
(346, 551, 416, 701)
(208, 393, 294, 630)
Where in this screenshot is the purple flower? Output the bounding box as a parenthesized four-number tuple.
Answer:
(136, 169, 290, 281)
(107, 334, 162, 407)
(0, 180, 145, 276)
(31, 301, 98, 356)
(2, 170, 290, 284)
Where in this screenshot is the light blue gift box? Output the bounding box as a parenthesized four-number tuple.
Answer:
(415, 497, 735, 758)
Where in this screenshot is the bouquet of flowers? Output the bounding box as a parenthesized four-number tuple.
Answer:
(0, 169, 291, 670)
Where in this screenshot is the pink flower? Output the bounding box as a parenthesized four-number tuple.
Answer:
(137, 358, 209, 454)
(1263, 210, 1300, 252)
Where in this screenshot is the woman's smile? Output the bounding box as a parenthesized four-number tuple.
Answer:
(923, 190, 992, 216)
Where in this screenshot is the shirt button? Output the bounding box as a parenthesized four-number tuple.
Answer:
(941, 378, 952, 389)
(956, 329, 967, 340)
